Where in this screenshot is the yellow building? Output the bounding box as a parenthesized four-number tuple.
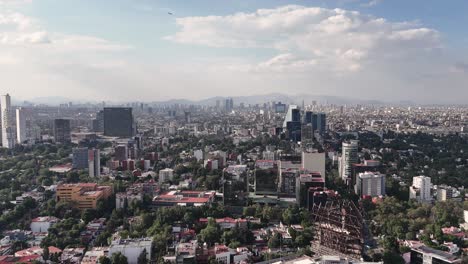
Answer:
(56, 183, 112, 210)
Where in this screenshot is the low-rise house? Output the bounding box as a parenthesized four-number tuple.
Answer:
(30, 216, 59, 233)
(81, 247, 109, 264)
(109, 237, 152, 264)
(60, 248, 85, 264)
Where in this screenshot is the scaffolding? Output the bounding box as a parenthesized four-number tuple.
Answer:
(310, 199, 364, 260)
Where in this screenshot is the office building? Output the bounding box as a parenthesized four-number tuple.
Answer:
(225, 98, 234, 112)
(56, 183, 112, 210)
(16, 107, 27, 144)
(72, 147, 89, 169)
(1, 94, 15, 148)
(53, 119, 71, 143)
(103, 107, 134, 137)
(355, 172, 385, 197)
(92, 110, 104, 133)
(301, 151, 326, 180)
(340, 140, 359, 182)
(275, 102, 287, 113)
(409, 176, 432, 203)
(88, 148, 100, 177)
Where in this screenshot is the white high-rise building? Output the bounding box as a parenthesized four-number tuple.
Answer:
(282, 105, 298, 128)
(1, 94, 15, 149)
(340, 140, 359, 182)
(16, 107, 27, 144)
(409, 176, 432, 202)
(355, 172, 385, 197)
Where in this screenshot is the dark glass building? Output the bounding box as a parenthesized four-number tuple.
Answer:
(54, 119, 71, 143)
(103, 107, 134, 137)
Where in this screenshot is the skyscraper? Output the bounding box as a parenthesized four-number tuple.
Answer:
(92, 110, 104, 133)
(88, 148, 100, 177)
(1, 94, 15, 148)
(340, 140, 359, 182)
(103, 107, 134, 137)
(16, 107, 27, 144)
(54, 119, 71, 143)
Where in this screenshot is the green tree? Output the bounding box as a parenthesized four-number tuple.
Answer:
(111, 252, 129, 264)
(137, 248, 148, 264)
(98, 256, 111, 264)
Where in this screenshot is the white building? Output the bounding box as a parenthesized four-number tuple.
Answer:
(16, 107, 27, 144)
(409, 176, 432, 203)
(355, 172, 385, 197)
(194, 149, 204, 161)
(159, 168, 174, 183)
(340, 140, 359, 182)
(262, 150, 276, 160)
(302, 151, 326, 180)
(30, 216, 59, 233)
(1, 94, 15, 148)
(109, 238, 152, 264)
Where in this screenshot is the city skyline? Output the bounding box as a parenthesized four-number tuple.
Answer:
(0, 0, 467, 103)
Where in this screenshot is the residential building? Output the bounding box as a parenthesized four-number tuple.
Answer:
(355, 172, 385, 197)
(81, 247, 109, 264)
(109, 237, 152, 264)
(30, 216, 59, 233)
(159, 168, 174, 183)
(16, 107, 27, 144)
(152, 190, 216, 207)
(410, 245, 461, 264)
(409, 176, 432, 203)
(340, 140, 359, 183)
(1, 94, 15, 148)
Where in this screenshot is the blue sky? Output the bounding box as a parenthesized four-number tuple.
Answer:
(1, 0, 467, 103)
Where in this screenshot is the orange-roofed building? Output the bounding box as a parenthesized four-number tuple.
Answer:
(56, 183, 112, 210)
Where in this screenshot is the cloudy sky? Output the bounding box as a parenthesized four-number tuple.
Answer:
(0, 0, 467, 103)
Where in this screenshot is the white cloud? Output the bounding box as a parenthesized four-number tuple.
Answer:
(361, 0, 382, 7)
(166, 5, 441, 75)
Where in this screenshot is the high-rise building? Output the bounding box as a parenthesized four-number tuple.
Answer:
(92, 110, 104, 133)
(1, 94, 15, 148)
(283, 105, 299, 128)
(340, 140, 359, 182)
(53, 119, 71, 143)
(317, 113, 327, 135)
(224, 98, 234, 112)
(88, 149, 100, 177)
(301, 151, 326, 181)
(410, 176, 432, 203)
(72, 147, 89, 169)
(103, 107, 134, 137)
(16, 107, 27, 144)
(114, 145, 128, 161)
(355, 172, 385, 197)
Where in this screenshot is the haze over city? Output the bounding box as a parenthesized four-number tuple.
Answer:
(1, 0, 468, 104)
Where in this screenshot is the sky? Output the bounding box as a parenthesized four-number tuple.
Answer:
(0, 0, 467, 104)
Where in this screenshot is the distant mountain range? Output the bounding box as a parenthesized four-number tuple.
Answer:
(20, 93, 415, 106)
